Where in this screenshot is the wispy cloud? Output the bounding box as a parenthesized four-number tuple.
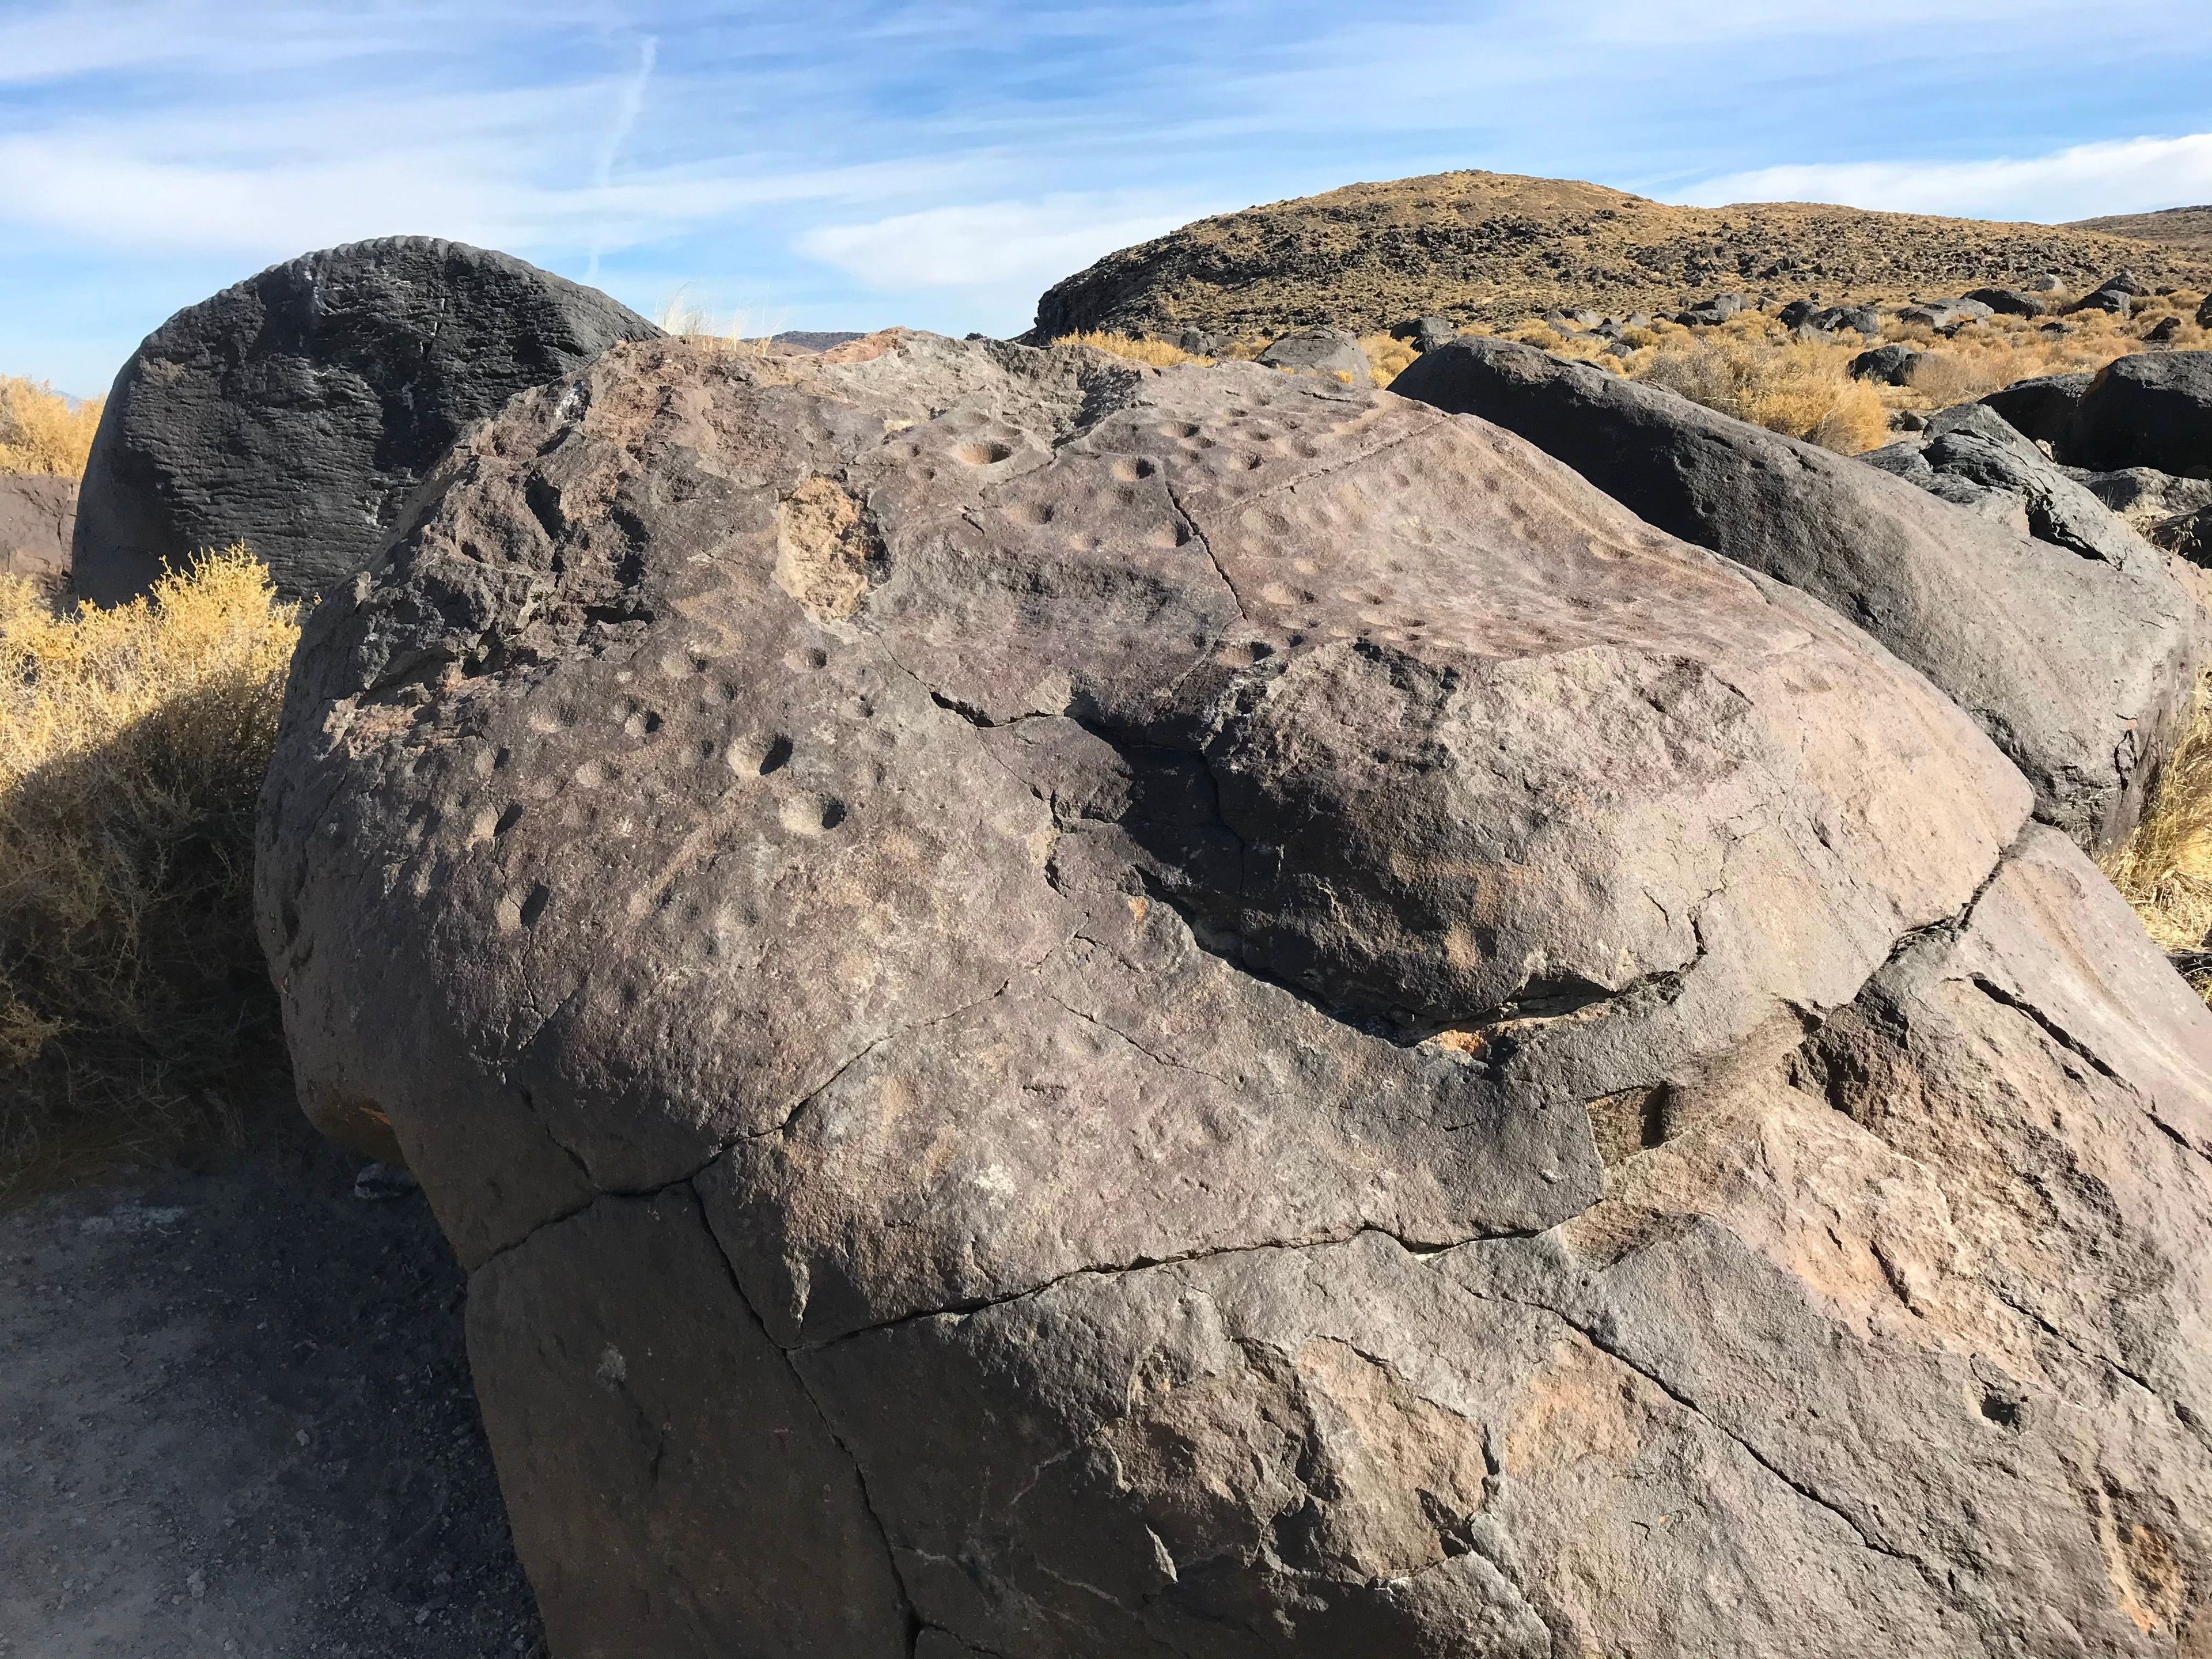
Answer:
(586, 35, 658, 281)
(798, 195, 1209, 290)
(1676, 134, 2212, 224)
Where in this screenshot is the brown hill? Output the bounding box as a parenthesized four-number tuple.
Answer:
(2069, 205, 2212, 256)
(1032, 171, 2212, 342)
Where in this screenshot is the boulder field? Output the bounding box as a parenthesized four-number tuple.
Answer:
(259, 331, 2212, 1657)
(70, 237, 662, 605)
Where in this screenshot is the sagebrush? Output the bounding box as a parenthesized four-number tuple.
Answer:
(0, 376, 104, 477)
(0, 549, 300, 1195)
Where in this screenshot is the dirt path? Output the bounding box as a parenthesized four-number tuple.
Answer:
(0, 1116, 542, 1657)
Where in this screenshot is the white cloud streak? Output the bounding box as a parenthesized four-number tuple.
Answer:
(797, 196, 1207, 290)
(1679, 133, 2212, 224)
(588, 35, 658, 280)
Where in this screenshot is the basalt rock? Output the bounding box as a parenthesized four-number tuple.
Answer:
(1391, 337, 2201, 854)
(1255, 326, 1372, 387)
(72, 237, 661, 605)
(2066, 352, 2212, 478)
(260, 330, 2212, 1657)
(1982, 372, 2092, 450)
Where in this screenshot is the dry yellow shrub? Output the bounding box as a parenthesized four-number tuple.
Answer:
(1052, 331, 1213, 368)
(1637, 335, 1888, 453)
(0, 377, 104, 477)
(1359, 334, 1418, 387)
(1, 548, 301, 1193)
(2113, 680, 2212, 1001)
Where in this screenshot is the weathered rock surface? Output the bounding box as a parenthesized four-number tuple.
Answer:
(73, 237, 661, 605)
(259, 329, 2212, 1657)
(2066, 351, 2212, 478)
(1391, 337, 2202, 853)
(0, 472, 75, 599)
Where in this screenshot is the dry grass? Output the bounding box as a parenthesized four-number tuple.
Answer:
(1, 376, 104, 477)
(1052, 330, 1215, 368)
(1627, 327, 1890, 453)
(0, 548, 301, 1197)
(2113, 680, 2212, 999)
(1879, 290, 2209, 411)
(1459, 290, 2210, 456)
(1359, 333, 1418, 386)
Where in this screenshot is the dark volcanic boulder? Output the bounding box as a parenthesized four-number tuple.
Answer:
(0, 472, 77, 599)
(1850, 343, 1921, 385)
(2154, 503, 2212, 564)
(2066, 351, 2212, 477)
(72, 237, 662, 605)
(1391, 337, 2200, 853)
(259, 331, 2212, 1658)
(1255, 325, 1372, 387)
(1963, 286, 2049, 317)
(1909, 403, 2161, 565)
(1981, 371, 2091, 449)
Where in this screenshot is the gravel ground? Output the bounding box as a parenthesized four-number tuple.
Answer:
(0, 1112, 543, 1658)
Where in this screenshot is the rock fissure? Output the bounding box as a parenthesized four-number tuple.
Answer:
(800, 1228, 1516, 1354)
(687, 1178, 922, 1635)
(1456, 1274, 1941, 1586)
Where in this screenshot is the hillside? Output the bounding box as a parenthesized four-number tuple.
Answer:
(2069, 204, 2212, 255)
(1032, 170, 2212, 341)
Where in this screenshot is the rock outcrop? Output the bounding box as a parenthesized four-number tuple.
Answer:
(72, 238, 661, 605)
(1866, 403, 2163, 567)
(0, 472, 76, 600)
(1391, 337, 2200, 854)
(261, 331, 2212, 1657)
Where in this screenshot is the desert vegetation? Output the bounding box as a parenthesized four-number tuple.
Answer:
(2115, 685, 2212, 996)
(0, 547, 299, 1195)
(1, 375, 104, 477)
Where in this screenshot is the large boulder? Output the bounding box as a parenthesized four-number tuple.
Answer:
(1963, 285, 2050, 317)
(1849, 343, 1922, 385)
(1982, 370, 2092, 449)
(0, 472, 76, 599)
(1391, 337, 2201, 853)
(2065, 351, 2212, 478)
(260, 331, 2212, 1657)
(72, 237, 662, 605)
(1255, 325, 1372, 387)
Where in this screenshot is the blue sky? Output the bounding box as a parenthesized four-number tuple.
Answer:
(3, 0, 2209, 396)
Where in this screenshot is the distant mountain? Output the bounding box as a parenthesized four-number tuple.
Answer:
(1032, 171, 2212, 342)
(2067, 206, 2212, 256)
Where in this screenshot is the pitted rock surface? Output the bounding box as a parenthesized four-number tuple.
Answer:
(258, 332, 2212, 1657)
(71, 237, 661, 605)
(1392, 337, 2202, 855)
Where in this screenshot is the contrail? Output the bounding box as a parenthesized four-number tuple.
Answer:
(586, 35, 658, 283)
